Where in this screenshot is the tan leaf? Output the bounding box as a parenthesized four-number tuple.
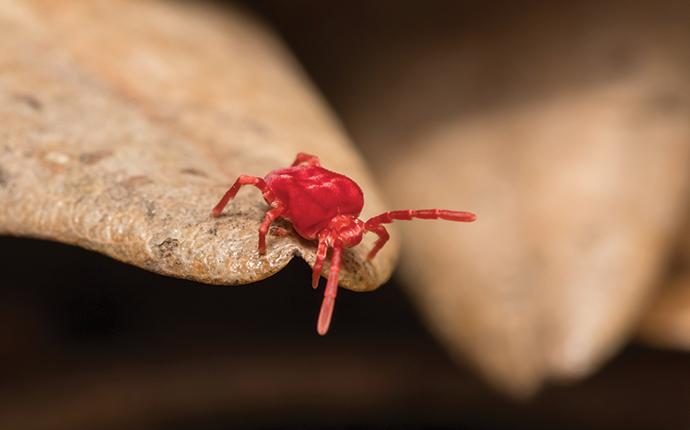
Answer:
(639, 274, 690, 349)
(0, 0, 397, 293)
(638, 222, 690, 349)
(333, 5, 690, 395)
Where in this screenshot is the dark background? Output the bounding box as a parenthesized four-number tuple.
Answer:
(1, 226, 689, 428)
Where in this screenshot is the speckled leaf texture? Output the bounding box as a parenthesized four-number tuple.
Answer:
(0, 0, 397, 291)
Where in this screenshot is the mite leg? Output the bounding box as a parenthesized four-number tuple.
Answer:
(258, 206, 285, 254)
(312, 236, 329, 289)
(363, 209, 476, 259)
(317, 244, 342, 336)
(364, 224, 390, 260)
(291, 152, 321, 167)
(211, 175, 274, 217)
(365, 209, 477, 226)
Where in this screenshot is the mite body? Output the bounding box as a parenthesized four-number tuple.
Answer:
(212, 153, 476, 335)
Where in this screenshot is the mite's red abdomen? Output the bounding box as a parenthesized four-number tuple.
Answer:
(265, 166, 364, 239)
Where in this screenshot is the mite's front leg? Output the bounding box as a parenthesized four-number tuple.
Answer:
(211, 175, 272, 217)
(257, 206, 284, 254)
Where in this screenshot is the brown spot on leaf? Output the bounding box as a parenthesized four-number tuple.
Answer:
(180, 168, 208, 177)
(246, 120, 270, 136)
(156, 238, 179, 258)
(13, 93, 42, 111)
(79, 150, 113, 165)
(0, 166, 7, 187)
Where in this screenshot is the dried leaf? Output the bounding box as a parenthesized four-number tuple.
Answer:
(336, 6, 690, 395)
(638, 222, 690, 349)
(639, 274, 690, 349)
(0, 0, 397, 291)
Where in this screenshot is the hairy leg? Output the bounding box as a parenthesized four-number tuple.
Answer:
(211, 175, 274, 217)
(317, 243, 342, 336)
(366, 209, 476, 226)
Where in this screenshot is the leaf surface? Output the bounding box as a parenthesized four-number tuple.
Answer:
(0, 0, 397, 291)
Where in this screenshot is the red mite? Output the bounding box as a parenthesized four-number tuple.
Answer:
(211, 153, 476, 335)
